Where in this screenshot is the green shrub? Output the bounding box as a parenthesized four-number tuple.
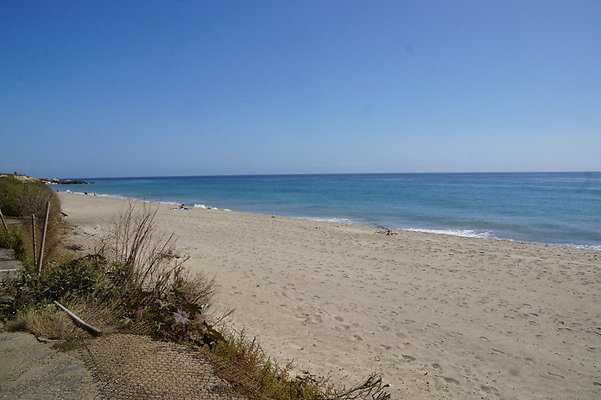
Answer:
(12, 248, 220, 345)
(13, 255, 117, 306)
(0, 228, 26, 260)
(39, 257, 101, 301)
(0, 176, 61, 218)
(101, 205, 219, 343)
(0, 176, 63, 264)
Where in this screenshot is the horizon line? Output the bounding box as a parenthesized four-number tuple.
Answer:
(55, 170, 601, 181)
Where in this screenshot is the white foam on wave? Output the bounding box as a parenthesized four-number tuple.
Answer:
(405, 228, 601, 251)
(557, 243, 601, 251)
(158, 201, 181, 206)
(76, 193, 224, 210)
(303, 217, 354, 224)
(96, 193, 132, 200)
(194, 204, 231, 211)
(69, 190, 181, 206)
(404, 227, 497, 240)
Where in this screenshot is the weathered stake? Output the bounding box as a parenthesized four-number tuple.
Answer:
(31, 214, 37, 267)
(0, 208, 7, 231)
(37, 202, 50, 274)
(53, 301, 102, 336)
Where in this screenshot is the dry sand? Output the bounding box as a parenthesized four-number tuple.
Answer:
(58, 192, 601, 400)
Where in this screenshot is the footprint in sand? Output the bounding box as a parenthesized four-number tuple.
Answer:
(547, 372, 565, 379)
(401, 354, 416, 362)
(442, 377, 460, 385)
(335, 316, 344, 322)
(480, 385, 499, 395)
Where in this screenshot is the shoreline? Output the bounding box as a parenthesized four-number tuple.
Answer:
(57, 189, 601, 252)
(58, 192, 601, 400)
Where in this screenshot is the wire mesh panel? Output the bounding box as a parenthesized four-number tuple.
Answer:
(81, 334, 246, 400)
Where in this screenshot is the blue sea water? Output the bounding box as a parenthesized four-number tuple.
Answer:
(56, 172, 601, 250)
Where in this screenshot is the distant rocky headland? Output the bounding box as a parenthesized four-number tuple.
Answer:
(0, 173, 93, 185)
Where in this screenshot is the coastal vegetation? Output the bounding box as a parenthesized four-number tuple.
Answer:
(0, 181, 389, 400)
(0, 175, 63, 264)
(0, 175, 61, 218)
(0, 172, 91, 185)
(0, 228, 26, 261)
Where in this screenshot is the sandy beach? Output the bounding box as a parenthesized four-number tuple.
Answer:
(59, 192, 600, 400)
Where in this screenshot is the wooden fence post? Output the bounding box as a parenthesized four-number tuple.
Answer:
(0, 208, 7, 231)
(37, 202, 50, 275)
(31, 214, 37, 267)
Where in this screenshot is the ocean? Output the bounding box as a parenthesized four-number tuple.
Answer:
(56, 172, 601, 250)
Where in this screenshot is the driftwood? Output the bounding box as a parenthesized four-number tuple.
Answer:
(332, 375, 391, 400)
(376, 226, 397, 236)
(53, 301, 102, 336)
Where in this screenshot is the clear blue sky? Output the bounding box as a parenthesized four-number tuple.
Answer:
(1, 0, 600, 178)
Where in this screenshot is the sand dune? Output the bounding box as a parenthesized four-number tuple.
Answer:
(59, 192, 601, 400)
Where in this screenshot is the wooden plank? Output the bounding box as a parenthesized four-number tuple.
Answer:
(0, 208, 7, 231)
(53, 301, 102, 336)
(31, 214, 37, 267)
(37, 202, 50, 274)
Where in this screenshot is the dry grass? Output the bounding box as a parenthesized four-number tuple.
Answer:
(5, 305, 76, 339)
(5, 297, 119, 340)
(93, 205, 219, 343)
(209, 328, 390, 400)
(101, 203, 213, 304)
(210, 329, 316, 400)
